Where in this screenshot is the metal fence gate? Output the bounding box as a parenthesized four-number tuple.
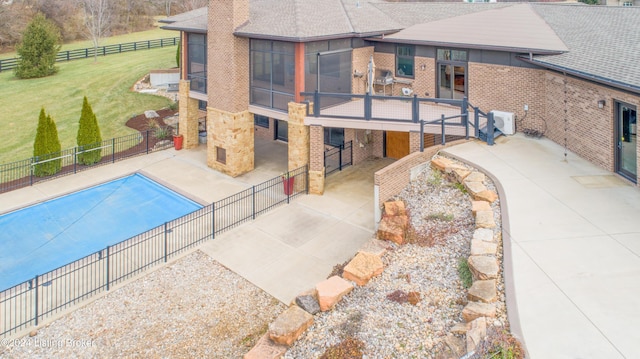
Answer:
(324, 141, 353, 176)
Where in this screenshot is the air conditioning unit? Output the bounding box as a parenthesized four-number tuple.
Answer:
(490, 110, 515, 135)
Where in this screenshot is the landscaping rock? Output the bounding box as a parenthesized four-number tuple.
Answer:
(468, 280, 497, 303)
(316, 276, 354, 311)
(471, 201, 491, 215)
(268, 306, 314, 346)
(465, 171, 485, 183)
(342, 252, 384, 286)
(431, 157, 453, 171)
(144, 110, 159, 119)
(473, 228, 494, 242)
(470, 239, 498, 256)
(475, 190, 499, 203)
(452, 168, 471, 183)
(468, 256, 499, 280)
(407, 291, 421, 306)
(451, 322, 471, 335)
(358, 238, 389, 257)
(445, 333, 467, 358)
(295, 295, 320, 315)
(377, 216, 406, 245)
(475, 210, 496, 229)
(244, 333, 288, 359)
(466, 317, 487, 353)
(462, 301, 496, 322)
(464, 181, 487, 197)
(383, 200, 406, 217)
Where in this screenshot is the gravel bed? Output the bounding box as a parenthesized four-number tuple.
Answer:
(285, 160, 508, 358)
(1, 250, 286, 359)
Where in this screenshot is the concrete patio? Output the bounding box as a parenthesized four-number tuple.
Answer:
(444, 134, 640, 359)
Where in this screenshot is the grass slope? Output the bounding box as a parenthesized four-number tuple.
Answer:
(0, 46, 176, 164)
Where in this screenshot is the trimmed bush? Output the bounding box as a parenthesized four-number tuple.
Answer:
(33, 108, 62, 177)
(76, 96, 103, 165)
(15, 13, 61, 79)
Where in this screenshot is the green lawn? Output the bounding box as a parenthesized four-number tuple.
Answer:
(0, 45, 177, 164)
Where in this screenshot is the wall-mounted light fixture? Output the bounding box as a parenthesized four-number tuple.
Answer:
(598, 99, 606, 109)
(420, 64, 426, 71)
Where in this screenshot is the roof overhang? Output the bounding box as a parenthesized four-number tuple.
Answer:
(233, 29, 403, 43)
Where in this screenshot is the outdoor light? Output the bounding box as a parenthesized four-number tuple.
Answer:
(598, 100, 606, 109)
(420, 64, 426, 71)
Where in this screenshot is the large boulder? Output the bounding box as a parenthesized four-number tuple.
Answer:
(316, 276, 354, 311)
(377, 216, 407, 244)
(468, 280, 497, 303)
(468, 256, 499, 280)
(244, 333, 288, 359)
(383, 200, 406, 217)
(342, 252, 384, 286)
(268, 306, 314, 346)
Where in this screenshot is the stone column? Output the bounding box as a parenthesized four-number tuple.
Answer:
(207, 107, 254, 177)
(178, 80, 200, 149)
(287, 102, 310, 171)
(309, 124, 325, 195)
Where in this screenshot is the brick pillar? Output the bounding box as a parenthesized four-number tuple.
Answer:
(207, 107, 254, 177)
(178, 80, 200, 149)
(373, 130, 384, 158)
(309, 124, 325, 195)
(287, 102, 310, 171)
(409, 131, 421, 154)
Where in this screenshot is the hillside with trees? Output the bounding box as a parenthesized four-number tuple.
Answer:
(0, 0, 207, 53)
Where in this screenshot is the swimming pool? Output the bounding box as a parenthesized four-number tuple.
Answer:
(0, 174, 202, 290)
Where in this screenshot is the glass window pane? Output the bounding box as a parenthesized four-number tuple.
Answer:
(397, 57, 414, 77)
(437, 49, 450, 60)
(273, 92, 295, 112)
(273, 41, 294, 54)
(251, 88, 271, 107)
(277, 120, 288, 141)
(254, 114, 269, 128)
(251, 39, 271, 51)
(251, 51, 271, 89)
(451, 50, 467, 62)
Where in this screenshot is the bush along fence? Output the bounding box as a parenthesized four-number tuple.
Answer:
(0, 37, 179, 72)
(0, 130, 176, 194)
(0, 165, 308, 338)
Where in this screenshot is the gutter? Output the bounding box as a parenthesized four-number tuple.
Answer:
(518, 56, 640, 95)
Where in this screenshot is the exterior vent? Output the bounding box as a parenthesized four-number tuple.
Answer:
(491, 111, 515, 135)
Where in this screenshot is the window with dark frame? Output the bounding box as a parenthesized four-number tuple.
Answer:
(198, 100, 207, 111)
(324, 127, 344, 147)
(187, 33, 207, 93)
(216, 147, 226, 164)
(254, 114, 269, 128)
(396, 45, 415, 78)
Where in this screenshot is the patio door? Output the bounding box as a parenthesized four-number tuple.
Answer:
(438, 64, 467, 100)
(616, 101, 637, 181)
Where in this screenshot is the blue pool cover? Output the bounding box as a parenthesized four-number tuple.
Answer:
(0, 174, 202, 290)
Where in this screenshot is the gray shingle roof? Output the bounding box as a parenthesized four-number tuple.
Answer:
(381, 4, 568, 54)
(531, 4, 640, 91)
(160, 7, 208, 33)
(160, 1, 640, 91)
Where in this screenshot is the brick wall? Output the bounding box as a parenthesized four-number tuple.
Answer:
(208, 0, 250, 113)
(345, 128, 374, 165)
(352, 47, 374, 94)
(374, 139, 469, 208)
(254, 118, 275, 140)
(468, 63, 547, 134)
(544, 72, 640, 173)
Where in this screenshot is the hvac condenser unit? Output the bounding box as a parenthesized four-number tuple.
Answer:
(490, 111, 515, 135)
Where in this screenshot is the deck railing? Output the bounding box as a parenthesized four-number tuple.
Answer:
(0, 165, 308, 339)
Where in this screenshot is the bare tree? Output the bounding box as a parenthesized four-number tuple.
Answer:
(177, 0, 207, 13)
(81, 0, 112, 62)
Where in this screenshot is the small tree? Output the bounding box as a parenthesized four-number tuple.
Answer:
(176, 38, 181, 68)
(15, 13, 61, 79)
(33, 108, 62, 177)
(76, 96, 103, 165)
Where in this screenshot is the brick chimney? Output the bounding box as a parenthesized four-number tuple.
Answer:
(207, 0, 250, 113)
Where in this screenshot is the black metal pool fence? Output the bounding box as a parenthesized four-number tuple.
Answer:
(0, 165, 308, 338)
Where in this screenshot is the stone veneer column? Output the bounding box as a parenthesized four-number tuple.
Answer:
(287, 102, 310, 171)
(206, 0, 253, 176)
(178, 80, 200, 149)
(206, 107, 254, 177)
(309, 123, 325, 195)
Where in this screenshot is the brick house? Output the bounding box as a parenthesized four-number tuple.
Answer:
(162, 0, 639, 192)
